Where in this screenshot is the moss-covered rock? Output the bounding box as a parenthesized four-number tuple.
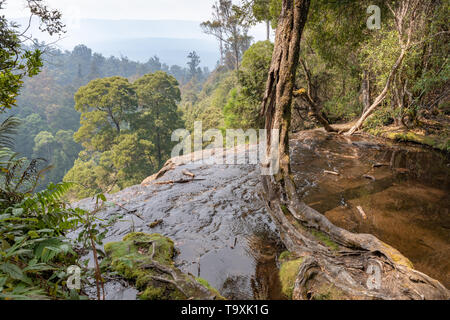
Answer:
(278, 252, 348, 300)
(278, 252, 304, 299)
(367, 128, 450, 153)
(104, 232, 224, 300)
(384, 131, 450, 152)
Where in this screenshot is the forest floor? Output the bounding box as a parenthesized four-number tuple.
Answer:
(367, 114, 450, 152)
(327, 114, 450, 153)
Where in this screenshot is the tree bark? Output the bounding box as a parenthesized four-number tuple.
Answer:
(361, 70, 371, 113)
(296, 59, 337, 132)
(260, 0, 448, 300)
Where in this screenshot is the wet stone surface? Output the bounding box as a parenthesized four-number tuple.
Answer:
(73, 130, 450, 299)
(73, 148, 284, 300)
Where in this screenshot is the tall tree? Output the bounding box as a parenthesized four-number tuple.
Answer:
(133, 71, 183, 168)
(187, 51, 201, 79)
(73, 76, 137, 152)
(201, 0, 252, 71)
(261, 0, 448, 300)
(237, 0, 275, 40)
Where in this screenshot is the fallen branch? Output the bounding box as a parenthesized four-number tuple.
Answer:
(356, 206, 368, 220)
(182, 169, 196, 178)
(363, 174, 376, 181)
(324, 170, 340, 176)
(154, 178, 205, 185)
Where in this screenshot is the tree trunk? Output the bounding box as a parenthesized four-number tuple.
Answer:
(266, 20, 270, 41)
(297, 58, 336, 132)
(260, 0, 448, 300)
(219, 38, 224, 65)
(344, 49, 406, 136)
(361, 70, 371, 113)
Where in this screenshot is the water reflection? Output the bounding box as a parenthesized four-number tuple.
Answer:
(291, 130, 449, 288)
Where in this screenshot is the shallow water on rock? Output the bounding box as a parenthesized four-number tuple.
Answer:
(74, 152, 285, 300)
(291, 130, 450, 288)
(74, 130, 449, 299)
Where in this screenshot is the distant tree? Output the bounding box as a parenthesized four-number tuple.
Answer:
(73, 76, 137, 152)
(0, 0, 65, 112)
(146, 56, 163, 73)
(33, 131, 57, 158)
(133, 71, 183, 168)
(88, 53, 104, 80)
(187, 51, 201, 79)
(201, 0, 253, 71)
(15, 114, 48, 158)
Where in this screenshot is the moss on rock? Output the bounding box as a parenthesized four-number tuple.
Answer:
(310, 229, 340, 251)
(374, 130, 450, 153)
(104, 232, 224, 300)
(278, 253, 304, 299)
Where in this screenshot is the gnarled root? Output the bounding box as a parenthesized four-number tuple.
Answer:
(261, 175, 449, 300)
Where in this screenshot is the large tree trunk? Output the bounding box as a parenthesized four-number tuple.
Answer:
(260, 0, 448, 300)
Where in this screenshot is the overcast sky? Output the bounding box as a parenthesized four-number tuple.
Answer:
(4, 0, 221, 21)
(3, 0, 268, 67)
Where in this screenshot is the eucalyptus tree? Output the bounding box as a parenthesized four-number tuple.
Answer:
(260, 0, 448, 300)
(201, 0, 252, 71)
(73, 76, 137, 152)
(134, 71, 183, 168)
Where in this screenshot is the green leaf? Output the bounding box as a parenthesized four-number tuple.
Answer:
(0, 263, 31, 284)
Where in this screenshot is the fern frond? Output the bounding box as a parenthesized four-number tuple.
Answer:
(0, 116, 21, 149)
(23, 182, 75, 213)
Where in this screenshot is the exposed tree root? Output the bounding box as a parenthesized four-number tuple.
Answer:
(261, 176, 449, 300)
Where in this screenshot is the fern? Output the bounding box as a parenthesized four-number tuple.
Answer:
(0, 116, 20, 150)
(23, 182, 75, 213)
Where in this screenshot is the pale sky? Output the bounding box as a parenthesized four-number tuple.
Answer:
(4, 0, 220, 21)
(2, 0, 269, 67)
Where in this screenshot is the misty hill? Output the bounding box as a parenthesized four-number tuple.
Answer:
(14, 18, 220, 68)
(90, 37, 219, 68)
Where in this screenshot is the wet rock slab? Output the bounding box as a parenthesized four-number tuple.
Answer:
(74, 130, 450, 298)
(73, 146, 283, 300)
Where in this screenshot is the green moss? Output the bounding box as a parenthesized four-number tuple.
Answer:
(312, 284, 345, 300)
(104, 232, 223, 300)
(279, 251, 292, 261)
(279, 257, 304, 299)
(310, 229, 340, 251)
(383, 131, 449, 152)
(195, 277, 226, 300)
(280, 204, 290, 215)
(139, 286, 165, 300)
